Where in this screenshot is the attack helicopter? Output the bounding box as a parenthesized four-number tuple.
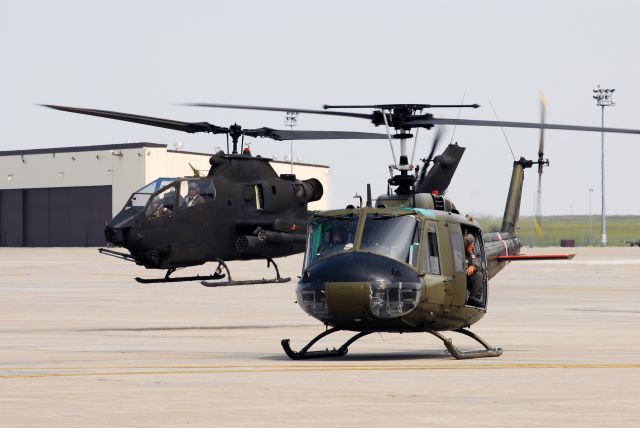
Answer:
(43, 104, 388, 285)
(194, 101, 640, 359)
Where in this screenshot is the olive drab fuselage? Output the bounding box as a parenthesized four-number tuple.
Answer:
(297, 206, 521, 333)
(296, 158, 530, 335)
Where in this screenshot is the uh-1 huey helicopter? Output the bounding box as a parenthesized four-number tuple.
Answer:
(190, 100, 640, 359)
(42, 104, 390, 285)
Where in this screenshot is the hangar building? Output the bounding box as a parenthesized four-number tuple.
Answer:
(0, 143, 330, 247)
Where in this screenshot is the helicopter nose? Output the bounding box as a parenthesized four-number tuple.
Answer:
(104, 207, 139, 246)
(301, 251, 418, 283)
(298, 252, 422, 323)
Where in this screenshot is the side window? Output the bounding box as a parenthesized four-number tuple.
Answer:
(449, 230, 465, 273)
(425, 225, 441, 275)
(255, 184, 264, 209)
(146, 186, 177, 219)
(199, 179, 216, 200)
(408, 222, 421, 267)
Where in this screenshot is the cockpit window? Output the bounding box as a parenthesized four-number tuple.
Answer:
(178, 178, 216, 209)
(146, 185, 178, 219)
(361, 214, 419, 265)
(125, 177, 176, 209)
(305, 215, 359, 267)
(136, 178, 176, 195)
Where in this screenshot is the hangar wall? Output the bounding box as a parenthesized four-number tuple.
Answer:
(0, 186, 111, 247)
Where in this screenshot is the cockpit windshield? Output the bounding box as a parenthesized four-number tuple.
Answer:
(360, 214, 419, 265)
(125, 177, 176, 209)
(144, 178, 216, 220)
(304, 214, 359, 267)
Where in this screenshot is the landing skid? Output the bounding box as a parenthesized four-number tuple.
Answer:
(135, 266, 226, 284)
(281, 327, 373, 360)
(200, 258, 290, 287)
(281, 327, 502, 360)
(427, 328, 503, 359)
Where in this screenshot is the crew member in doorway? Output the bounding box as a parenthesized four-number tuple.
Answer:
(464, 233, 483, 307)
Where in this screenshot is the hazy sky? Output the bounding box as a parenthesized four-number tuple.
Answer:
(2, 0, 640, 216)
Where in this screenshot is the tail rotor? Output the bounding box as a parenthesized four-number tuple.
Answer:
(533, 94, 550, 237)
(418, 126, 446, 182)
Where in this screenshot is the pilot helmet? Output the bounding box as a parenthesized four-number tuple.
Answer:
(464, 233, 475, 247)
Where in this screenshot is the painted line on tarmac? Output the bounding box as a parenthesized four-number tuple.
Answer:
(2, 363, 640, 379)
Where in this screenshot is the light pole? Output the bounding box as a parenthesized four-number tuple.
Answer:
(285, 111, 298, 174)
(592, 86, 615, 247)
(588, 187, 594, 246)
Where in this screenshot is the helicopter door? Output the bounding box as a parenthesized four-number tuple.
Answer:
(447, 224, 469, 308)
(463, 226, 488, 308)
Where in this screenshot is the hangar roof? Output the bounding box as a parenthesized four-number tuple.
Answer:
(0, 142, 329, 168)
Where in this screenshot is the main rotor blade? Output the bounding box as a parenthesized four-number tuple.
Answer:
(324, 103, 480, 110)
(406, 116, 640, 135)
(42, 104, 227, 134)
(181, 103, 373, 120)
(243, 128, 388, 141)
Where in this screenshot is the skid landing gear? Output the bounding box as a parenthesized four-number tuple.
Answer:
(281, 327, 373, 360)
(135, 266, 226, 284)
(427, 328, 503, 359)
(281, 327, 502, 360)
(200, 258, 290, 287)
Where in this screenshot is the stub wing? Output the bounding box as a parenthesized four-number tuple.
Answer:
(497, 254, 576, 261)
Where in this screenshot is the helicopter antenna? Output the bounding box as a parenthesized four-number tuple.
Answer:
(449, 93, 466, 144)
(353, 192, 362, 208)
(489, 101, 516, 161)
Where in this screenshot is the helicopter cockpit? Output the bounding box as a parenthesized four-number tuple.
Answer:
(124, 177, 176, 210)
(299, 209, 442, 322)
(304, 210, 441, 275)
(143, 178, 217, 219)
(120, 176, 218, 216)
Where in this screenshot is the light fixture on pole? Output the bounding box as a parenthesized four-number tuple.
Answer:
(285, 111, 298, 174)
(592, 86, 615, 247)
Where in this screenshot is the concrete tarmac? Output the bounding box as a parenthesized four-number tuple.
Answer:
(0, 247, 639, 427)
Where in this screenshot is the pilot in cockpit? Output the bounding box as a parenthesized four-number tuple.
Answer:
(184, 183, 204, 207)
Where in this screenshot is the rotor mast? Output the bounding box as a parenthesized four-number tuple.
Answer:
(324, 103, 480, 195)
